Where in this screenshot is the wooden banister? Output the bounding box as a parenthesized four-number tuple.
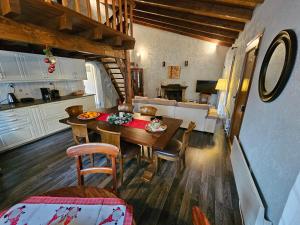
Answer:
(129, 3, 133, 36)
(61, 0, 68, 6)
(105, 0, 110, 26)
(118, 0, 123, 32)
(124, 0, 128, 35)
(86, 0, 92, 18)
(96, 0, 102, 23)
(75, 0, 81, 13)
(112, 0, 116, 29)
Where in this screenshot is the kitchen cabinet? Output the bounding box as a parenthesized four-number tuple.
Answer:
(0, 95, 96, 152)
(0, 51, 87, 82)
(60, 57, 87, 80)
(19, 53, 44, 81)
(40, 56, 63, 80)
(1, 126, 35, 148)
(0, 50, 24, 81)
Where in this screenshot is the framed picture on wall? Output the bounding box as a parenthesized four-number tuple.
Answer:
(168, 66, 181, 79)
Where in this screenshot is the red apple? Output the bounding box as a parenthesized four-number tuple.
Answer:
(44, 58, 50, 63)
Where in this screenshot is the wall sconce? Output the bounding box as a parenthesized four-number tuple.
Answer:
(162, 61, 166, 67)
(184, 60, 188, 67)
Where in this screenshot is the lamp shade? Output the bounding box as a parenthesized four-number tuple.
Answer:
(215, 79, 227, 91)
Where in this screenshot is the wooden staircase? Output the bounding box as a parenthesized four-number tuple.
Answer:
(101, 57, 127, 102)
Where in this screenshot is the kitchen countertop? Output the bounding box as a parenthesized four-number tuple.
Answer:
(0, 94, 95, 111)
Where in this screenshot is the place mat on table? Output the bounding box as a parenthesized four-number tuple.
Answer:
(0, 196, 133, 225)
(96, 113, 150, 129)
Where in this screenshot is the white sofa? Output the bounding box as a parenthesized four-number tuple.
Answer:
(133, 97, 218, 133)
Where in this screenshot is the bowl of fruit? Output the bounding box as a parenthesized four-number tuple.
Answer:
(77, 111, 101, 120)
(145, 118, 167, 132)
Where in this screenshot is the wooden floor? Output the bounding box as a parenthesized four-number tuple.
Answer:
(0, 124, 242, 225)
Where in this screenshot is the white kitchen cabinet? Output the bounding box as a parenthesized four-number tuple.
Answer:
(0, 51, 87, 82)
(1, 125, 35, 148)
(40, 55, 63, 80)
(19, 53, 44, 81)
(0, 50, 24, 81)
(60, 57, 87, 80)
(0, 95, 96, 152)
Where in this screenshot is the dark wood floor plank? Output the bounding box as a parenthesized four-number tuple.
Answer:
(0, 124, 242, 225)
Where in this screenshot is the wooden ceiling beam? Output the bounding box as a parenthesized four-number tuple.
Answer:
(134, 18, 234, 45)
(199, 0, 264, 9)
(135, 0, 253, 22)
(0, 17, 125, 58)
(134, 20, 232, 47)
(134, 11, 239, 38)
(135, 4, 245, 32)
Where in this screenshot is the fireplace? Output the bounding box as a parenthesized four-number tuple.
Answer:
(161, 84, 188, 102)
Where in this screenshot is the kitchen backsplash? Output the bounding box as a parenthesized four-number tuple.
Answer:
(0, 80, 84, 104)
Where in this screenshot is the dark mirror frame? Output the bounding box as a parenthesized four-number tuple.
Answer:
(258, 29, 297, 102)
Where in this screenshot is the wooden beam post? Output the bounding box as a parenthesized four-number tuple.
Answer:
(0, 0, 21, 18)
(59, 14, 73, 31)
(125, 50, 133, 103)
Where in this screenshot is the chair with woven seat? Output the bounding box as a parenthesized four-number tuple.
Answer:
(66, 143, 119, 193)
(118, 103, 134, 113)
(97, 127, 141, 184)
(140, 105, 157, 116)
(153, 121, 196, 175)
(67, 120, 100, 166)
(65, 105, 83, 117)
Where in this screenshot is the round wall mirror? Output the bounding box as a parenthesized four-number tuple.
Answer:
(258, 30, 297, 102)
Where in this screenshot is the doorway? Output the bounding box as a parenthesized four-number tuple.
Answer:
(84, 63, 101, 108)
(230, 34, 263, 143)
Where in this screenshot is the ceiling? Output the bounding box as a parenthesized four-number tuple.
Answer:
(133, 0, 264, 47)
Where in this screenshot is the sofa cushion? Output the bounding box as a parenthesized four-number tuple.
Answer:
(176, 102, 209, 110)
(147, 98, 177, 106)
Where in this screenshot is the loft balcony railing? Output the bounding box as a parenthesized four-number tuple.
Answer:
(44, 0, 134, 37)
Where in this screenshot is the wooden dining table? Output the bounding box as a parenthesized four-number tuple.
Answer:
(59, 107, 183, 180)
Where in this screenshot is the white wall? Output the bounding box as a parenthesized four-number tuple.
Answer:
(131, 24, 229, 101)
(219, 0, 300, 224)
(87, 61, 119, 108)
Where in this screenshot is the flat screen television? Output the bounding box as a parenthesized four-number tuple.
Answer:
(196, 80, 217, 94)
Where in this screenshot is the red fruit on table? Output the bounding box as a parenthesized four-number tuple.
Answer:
(44, 58, 50, 63)
(50, 64, 55, 69)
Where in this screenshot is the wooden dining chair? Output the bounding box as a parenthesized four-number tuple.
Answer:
(97, 127, 141, 184)
(67, 120, 98, 166)
(140, 105, 157, 116)
(65, 105, 83, 117)
(66, 143, 119, 193)
(153, 121, 196, 175)
(192, 206, 211, 225)
(118, 103, 134, 113)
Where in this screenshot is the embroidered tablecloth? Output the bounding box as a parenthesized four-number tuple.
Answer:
(0, 196, 133, 225)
